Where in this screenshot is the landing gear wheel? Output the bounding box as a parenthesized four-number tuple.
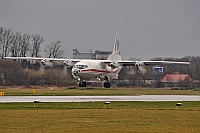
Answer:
(104, 82, 110, 88)
(79, 81, 87, 87)
(82, 81, 87, 87)
(79, 82, 82, 87)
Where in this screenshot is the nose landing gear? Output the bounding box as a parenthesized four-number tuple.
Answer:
(79, 81, 87, 87)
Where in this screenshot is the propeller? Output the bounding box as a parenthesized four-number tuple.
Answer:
(63, 60, 74, 75)
(109, 61, 120, 69)
(138, 66, 147, 74)
(30, 59, 38, 65)
(100, 62, 106, 69)
(63, 65, 68, 74)
(135, 62, 147, 74)
(39, 59, 54, 72)
(39, 64, 45, 72)
(63, 65, 73, 75)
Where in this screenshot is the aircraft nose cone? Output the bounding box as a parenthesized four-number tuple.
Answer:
(72, 68, 80, 76)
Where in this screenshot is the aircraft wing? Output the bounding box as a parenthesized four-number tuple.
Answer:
(4, 57, 82, 66)
(4, 57, 190, 66)
(4, 57, 65, 61)
(103, 60, 190, 66)
(122, 60, 190, 66)
(141, 61, 190, 65)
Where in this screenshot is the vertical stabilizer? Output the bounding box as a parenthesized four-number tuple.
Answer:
(113, 33, 120, 52)
(107, 33, 122, 61)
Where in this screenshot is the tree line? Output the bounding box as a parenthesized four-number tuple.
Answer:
(0, 26, 64, 59)
(0, 26, 68, 86)
(0, 60, 75, 86)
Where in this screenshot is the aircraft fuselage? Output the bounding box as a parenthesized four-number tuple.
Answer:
(72, 60, 121, 81)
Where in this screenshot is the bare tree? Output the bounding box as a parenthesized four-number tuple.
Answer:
(0, 28, 14, 58)
(44, 40, 64, 58)
(190, 56, 200, 80)
(10, 31, 21, 57)
(30, 34, 44, 57)
(20, 33, 31, 57)
(0, 27, 4, 57)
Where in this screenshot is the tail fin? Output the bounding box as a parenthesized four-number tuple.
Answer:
(107, 33, 122, 61)
(113, 33, 120, 52)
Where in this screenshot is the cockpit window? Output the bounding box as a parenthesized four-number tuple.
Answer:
(73, 64, 88, 69)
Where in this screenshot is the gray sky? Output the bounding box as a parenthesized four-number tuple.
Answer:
(1, 0, 200, 60)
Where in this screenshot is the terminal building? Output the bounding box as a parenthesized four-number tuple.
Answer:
(73, 48, 112, 60)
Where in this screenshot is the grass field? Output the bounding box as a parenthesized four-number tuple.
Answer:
(0, 102, 200, 133)
(0, 87, 200, 132)
(0, 87, 200, 96)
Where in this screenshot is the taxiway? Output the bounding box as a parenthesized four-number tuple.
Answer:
(0, 95, 199, 102)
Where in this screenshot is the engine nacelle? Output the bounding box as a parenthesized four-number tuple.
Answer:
(63, 59, 74, 67)
(40, 59, 54, 67)
(109, 61, 120, 69)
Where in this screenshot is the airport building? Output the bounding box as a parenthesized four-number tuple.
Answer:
(95, 50, 112, 60)
(73, 49, 95, 59)
(73, 48, 112, 60)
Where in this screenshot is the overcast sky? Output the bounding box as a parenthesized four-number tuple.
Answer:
(1, 0, 200, 60)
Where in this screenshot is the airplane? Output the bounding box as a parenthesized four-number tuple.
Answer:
(4, 33, 190, 88)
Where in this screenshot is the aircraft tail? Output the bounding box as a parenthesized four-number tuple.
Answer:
(107, 33, 122, 61)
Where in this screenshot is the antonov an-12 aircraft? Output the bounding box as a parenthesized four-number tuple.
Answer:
(4, 33, 190, 88)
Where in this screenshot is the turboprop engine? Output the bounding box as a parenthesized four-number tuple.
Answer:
(135, 61, 147, 74)
(40, 59, 54, 67)
(63, 59, 75, 67)
(39, 59, 54, 71)
(63, 59, 75, 74)
(109, 61, 120, 69)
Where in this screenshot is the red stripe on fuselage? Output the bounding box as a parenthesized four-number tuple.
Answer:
(80, 68, 120, 74)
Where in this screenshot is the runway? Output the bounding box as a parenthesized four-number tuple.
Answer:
(0, 95, 200, 102)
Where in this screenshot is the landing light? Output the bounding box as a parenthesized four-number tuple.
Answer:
(97, 77, 101, 81)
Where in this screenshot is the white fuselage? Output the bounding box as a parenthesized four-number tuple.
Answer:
(72, 60, 122, 81)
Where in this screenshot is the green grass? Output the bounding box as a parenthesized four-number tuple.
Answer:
(0, 87, 200, 96)
(0, 101, 199, 110)
(0, 102, 200, 133)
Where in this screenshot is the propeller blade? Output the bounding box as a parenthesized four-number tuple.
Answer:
(63, 65, 68, 75)
(138, 66, 147, 74)
(45, 62, 54, 67)
(63, 66, 72, 75)
(39, 65, 45, 72)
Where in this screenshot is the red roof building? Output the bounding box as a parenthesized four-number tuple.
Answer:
(162, 74, 192, 82)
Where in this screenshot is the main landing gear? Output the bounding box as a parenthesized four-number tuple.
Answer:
(104, 82, 110, 88)
(103, 76, 111, 88)
(78, 81, 110, 88)
(79, 81, 87, 87)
